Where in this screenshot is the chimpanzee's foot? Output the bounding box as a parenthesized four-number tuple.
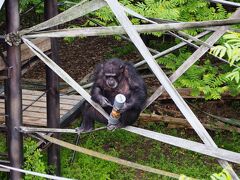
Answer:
(76, 123, 94, 133)
(107, 122, 123, 131)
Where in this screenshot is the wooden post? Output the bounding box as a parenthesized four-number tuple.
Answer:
(44, 0, 60, 176)
(5, 0, 23, 179)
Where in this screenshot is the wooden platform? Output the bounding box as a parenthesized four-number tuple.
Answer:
(0, 89, 83, 126)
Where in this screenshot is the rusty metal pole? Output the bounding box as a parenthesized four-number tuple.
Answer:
(5, 0, 23, 179)
(44, 0, 61, 175)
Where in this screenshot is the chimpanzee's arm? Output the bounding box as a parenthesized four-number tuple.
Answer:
(120, 62, 147, 112)
(122, 86, 146, 111)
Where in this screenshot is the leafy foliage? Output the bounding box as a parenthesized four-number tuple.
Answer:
(157, 49, 239, 99)
(19, 0, 78, 15)
(210, 168, 232, 180)
(210, 32, 240, 87)
(91, 0, 228, 36)
(19, 0, 44, 14)
(23, 138, 47, 180)
(180, 168, 232, 180)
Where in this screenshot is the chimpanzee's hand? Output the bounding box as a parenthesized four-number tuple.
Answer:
(99, 96, 112, 107)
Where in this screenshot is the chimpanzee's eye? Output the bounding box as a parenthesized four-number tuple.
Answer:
(105, 75, 111, 78)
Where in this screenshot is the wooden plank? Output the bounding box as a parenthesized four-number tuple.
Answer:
(21, 117, 46, 126)
(0, 108, 65, 119)
(0, 89, 81, 127)
(0, 38, 51, 71)
(23, 111, 46, 119)
(0, 103, 73, 113)
(21, 95, 80, 105)
(0, 116, 4, 122)
(22, 89, 45, 95)
(0, 100, 74, 110)
(60, 95, 83, 101)
(0, 111, 67, 127)
(22, 89, 82, 101)
(25, 107, 67, 115)
(106, 2, 239, 178)
(24, 108, 66, 115)
(0, 98, 76, 109)
(0, 106, 66, 116)
(0, 114, 46, 127)
(124, 126, 240, 164)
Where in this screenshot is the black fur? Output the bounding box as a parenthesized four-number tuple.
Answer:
(79, 58, 147, 131)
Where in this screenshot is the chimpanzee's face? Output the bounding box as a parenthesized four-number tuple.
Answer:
(103, 61, 124, 89)
(104, 74, 118, 89)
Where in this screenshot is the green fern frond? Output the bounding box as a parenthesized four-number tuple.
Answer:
(157, 54, 177, 70)
(209, 89, 222, 100)
(211, 168, 232, 180)
(210, 45, 227, 58)
(224, 32, 240, 40)
(203, 74, 216, 86)
(95, 7, 115, 23)
(162, 1, 176, 9)
(226, 68, 240, 83)
(213, 74, 228, 87)
(226, 39, 240, 46)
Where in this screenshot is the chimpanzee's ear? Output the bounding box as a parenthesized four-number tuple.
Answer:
(123, 65, 129, 77)
(93, 63, 104, 84)
(120, 64, 125, 73)
(123, 64, 138, 87)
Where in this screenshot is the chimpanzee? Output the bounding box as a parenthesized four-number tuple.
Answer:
(79, 58, 147, 132)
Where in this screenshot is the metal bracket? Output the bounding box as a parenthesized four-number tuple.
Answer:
(5, 32, 21, 46)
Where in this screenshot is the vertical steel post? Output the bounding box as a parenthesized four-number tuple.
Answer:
(44, 0, 61, 175)
(5, 0, 23, 179)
